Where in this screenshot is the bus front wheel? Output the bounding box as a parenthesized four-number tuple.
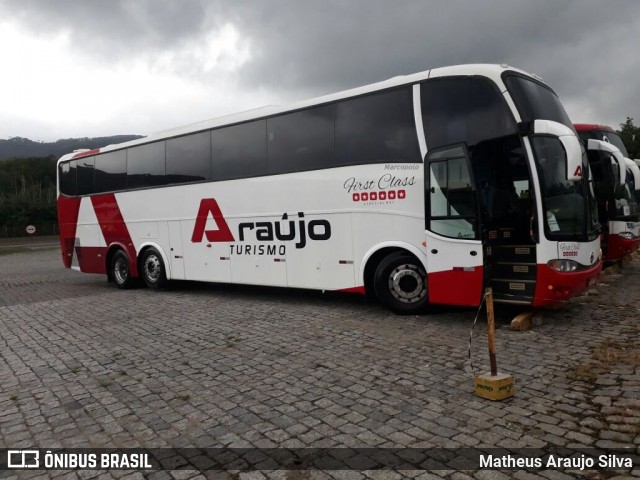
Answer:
(140, 248, 168, 289)
(374, 253, 428, 315)
(111, 250, 135, 289)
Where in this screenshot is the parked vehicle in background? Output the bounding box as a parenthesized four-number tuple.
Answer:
(576, 124, 640, 261)
(57, 64, 601, 314)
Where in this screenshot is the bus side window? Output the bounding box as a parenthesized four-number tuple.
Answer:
(76, 157, 95, 195)
(335, 87, 420, 165)
(95, 150, 127, 193)
(212, 120, 267, 181)
(427, 146, 477, 239)
(59, 160, 77, 196)
(127, 141, 167, 189)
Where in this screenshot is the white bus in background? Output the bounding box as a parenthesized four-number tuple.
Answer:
(57, 64, 602, 314)
(576, 124, 640, 260)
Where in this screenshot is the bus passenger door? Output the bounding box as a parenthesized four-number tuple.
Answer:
(425, 145, 484, 306)
(168, 220, 185, 280)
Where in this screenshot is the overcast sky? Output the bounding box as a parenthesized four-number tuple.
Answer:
(0, 0, 638, 142)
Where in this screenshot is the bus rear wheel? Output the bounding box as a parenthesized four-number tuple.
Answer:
(140, 248, 168, 289)
(111, 250, 135, 289)
(374, 253, 428, 315)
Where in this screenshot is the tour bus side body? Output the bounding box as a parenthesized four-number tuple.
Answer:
(57, 64, 601, 314)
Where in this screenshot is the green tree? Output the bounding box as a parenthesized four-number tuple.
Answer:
(617, 117, 640, 158)
(0, 156, 57, 237)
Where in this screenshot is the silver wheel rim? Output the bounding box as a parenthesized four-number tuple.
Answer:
(114, 257, 129, 284)
(388, 263, 426, 304)
(144, 254, 162, 283)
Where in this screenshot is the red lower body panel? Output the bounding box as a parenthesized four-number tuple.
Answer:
(336, 286, 366, 295)
(533, 261, 602, 307)
(75, 246, 108, 274)
(606, 234, 640, 262)
(428, 266, 484, 307)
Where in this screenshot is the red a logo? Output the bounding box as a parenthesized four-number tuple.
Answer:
(573, 165, 583, 177)
(191, 198, 235, 243)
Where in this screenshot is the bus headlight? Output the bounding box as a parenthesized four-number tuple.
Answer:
(547, 259, 580, 272)
(618, 231, 635, 239)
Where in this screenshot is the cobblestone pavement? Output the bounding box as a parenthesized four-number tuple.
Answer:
(1, 249, 639, 480)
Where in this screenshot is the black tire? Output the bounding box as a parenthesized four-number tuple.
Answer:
(374, 252, 428, 315)
(111, 250, 135, 289)
(140, 248, 168, 289)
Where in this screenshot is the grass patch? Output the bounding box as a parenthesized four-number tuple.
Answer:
(568, 337, 640, 384)
(0, 246, 30, 256)
(176, 394, 191, 402)
(0, 246, 58, 256)
(567, 364, 599, 383)
(594, 339, 640, 366)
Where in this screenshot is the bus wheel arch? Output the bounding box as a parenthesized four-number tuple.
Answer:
(362, 245, 429, 314)
(107, 247, 135, 289)
(137, 244, 169, 289)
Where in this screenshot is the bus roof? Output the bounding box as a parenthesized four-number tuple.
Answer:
(59, 63, 536, 164)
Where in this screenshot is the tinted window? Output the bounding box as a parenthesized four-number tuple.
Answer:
(531, 136, 587, 237)
(166, 132, 211, 184)
(76, 156, 95, 195)
(504, 75, 573, 130)
(95, 150, 127, 193)
(421, 77, 517, 150)
(127, 141, 166, 188)
(267, 105, 334, 174)
(335, 88, 420, 165)
(211, 120, 267, 180)
(58, 160, 77, 196)
(427, 146, 477, 239)
(599, 131, 629, 158)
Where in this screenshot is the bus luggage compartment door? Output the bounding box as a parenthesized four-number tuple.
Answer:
(168, 220, 186, 280)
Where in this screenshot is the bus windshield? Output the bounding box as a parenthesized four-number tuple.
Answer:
(505, 75, 598, 239)
(598, 131, 629, 158)
(530, 136, 598, 238)
(503, 75, 574, 130)
(614, 165, 639, 219)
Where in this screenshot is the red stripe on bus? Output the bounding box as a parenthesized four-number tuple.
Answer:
(336, 286, 366, 295)
(91, 194, 138, 277)
(72, 148, 101, 159)
(57, 195, 82, 268)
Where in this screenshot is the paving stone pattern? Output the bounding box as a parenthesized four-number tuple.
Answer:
(0, 249, 639, 479)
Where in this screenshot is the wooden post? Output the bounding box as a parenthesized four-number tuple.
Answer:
(485, 287, 498, 376)
(474, 286, 514, 400)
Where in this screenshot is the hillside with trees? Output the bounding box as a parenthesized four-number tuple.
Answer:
(0, 156, 58, 237)
(0, 135, 144, 160)
(0, 135, 144, 237)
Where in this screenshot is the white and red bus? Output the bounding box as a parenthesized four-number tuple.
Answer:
(576, 124, 640, 260)
(57, 64, 602, 314)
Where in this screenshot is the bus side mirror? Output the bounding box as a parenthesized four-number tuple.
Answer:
(533, 120, 583, 182)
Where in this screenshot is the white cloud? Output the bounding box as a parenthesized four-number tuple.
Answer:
(0, 20, 268, 141)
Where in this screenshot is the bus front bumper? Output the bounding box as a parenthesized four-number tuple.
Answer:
(532, 260, 602, 307)
(606, 234, 640, 262)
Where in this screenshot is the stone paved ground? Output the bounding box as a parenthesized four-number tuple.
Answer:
(0, 248, 638, 480)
